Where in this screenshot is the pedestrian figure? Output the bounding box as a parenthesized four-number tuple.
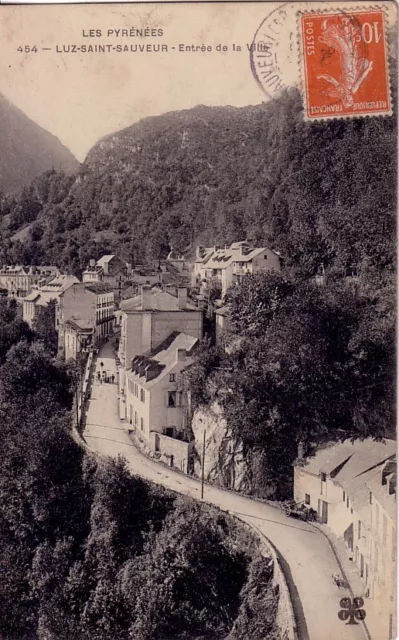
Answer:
(111, 374, 115, 384)
(97, 372, 101, 380)
(100, 378, 103, 384)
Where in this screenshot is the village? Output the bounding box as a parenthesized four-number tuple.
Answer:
(0, 240, 395, 640)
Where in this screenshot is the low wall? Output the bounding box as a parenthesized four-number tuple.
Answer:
(239, 519, 298, 640)
(149, 431, 193, 473)
(77, 352, 95, 430)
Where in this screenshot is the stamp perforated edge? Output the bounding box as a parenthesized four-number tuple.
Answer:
(296, 4, 394, 122)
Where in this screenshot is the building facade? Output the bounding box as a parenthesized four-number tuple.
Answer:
(63, 320, 94, 361)
(124, 332, 197, 472)
(22, 274, 79, 327)
(294, 439, 396, 640)
(58, 282, 115, 358)
(0, 265, 59, 299)
(118, 285, 203, 372)
(193, 241, 281, 298)
(82, 254, 129, 300)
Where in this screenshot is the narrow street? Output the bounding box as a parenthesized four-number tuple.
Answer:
(83, 343, 367, 640)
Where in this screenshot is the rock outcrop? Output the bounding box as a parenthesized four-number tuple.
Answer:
(191, 402, 251, 492)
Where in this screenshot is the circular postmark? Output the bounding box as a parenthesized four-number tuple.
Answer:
(250, 3, 298, 100)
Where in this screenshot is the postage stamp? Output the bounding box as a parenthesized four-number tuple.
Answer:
(298, 8, 392, 119)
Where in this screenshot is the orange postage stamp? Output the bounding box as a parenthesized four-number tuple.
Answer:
(299, 8, 392, 119)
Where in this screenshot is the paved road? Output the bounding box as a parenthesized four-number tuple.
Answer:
(83, 343, 367, 640)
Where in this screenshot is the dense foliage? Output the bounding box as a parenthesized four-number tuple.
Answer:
(0, 82, 396, 281)
(185, 272, 395, 498)
(0, 299, 278, 639)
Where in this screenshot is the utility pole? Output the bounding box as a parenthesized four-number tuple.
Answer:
(75, 372, 80, 428)
(201, 429, 206, 500)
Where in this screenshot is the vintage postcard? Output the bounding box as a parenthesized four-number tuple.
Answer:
(0, 2, 396, 640)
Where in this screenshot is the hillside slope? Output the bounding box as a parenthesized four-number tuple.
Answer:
(0, 87, 396, 284)
(0, 94, 78, 194)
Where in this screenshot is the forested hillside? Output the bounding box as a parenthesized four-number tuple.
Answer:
(0, 94, 78, 194)
(0, 84, 395, 284)
(0, 298, 278, 640)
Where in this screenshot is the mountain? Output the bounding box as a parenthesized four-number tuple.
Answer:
(0, 94, 78, 194)
(0, 86, 396, 285)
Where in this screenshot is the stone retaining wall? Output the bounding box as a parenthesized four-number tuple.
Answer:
(238, 519, 298, 640)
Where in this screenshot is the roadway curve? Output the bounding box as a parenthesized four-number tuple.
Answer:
(83, 345, 367, 640)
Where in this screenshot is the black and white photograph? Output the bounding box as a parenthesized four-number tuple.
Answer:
(0, 2, 396, 639)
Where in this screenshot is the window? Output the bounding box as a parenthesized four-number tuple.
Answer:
(168, 391, 177, 407)
(347, 497, 349, 508)
(264, 255, 268, 260)
(140, 417, 144, 431)
(369, 491, 373, 504)
(305, 494, 310, 505)
(321, 473, 327, 482)
(343, 491, 346, 502)
(358, 521, 361, 540)
(169, 373, 176, 382)
(140, 388, 145, 403)
(134, 412, 138, 426)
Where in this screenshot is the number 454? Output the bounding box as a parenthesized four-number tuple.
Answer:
(17, 46, 38, 53)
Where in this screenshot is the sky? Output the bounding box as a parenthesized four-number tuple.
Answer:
(0, 1, 395, 161)
(0, 2, 276, 161)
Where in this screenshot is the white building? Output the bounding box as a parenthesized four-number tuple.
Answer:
(58, 282, 115, 359)
(124, 332, 198, 472)
(294, 439, 396, 640)
(193, 241, 281, 298)
(22, 274, 79, 328)
(118, 285, 203, 374)
(0, 265, 59, 299)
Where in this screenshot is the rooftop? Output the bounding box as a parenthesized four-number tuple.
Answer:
(85, 282, 115, 294)
(40, 274, 80, 292)
(64, 319, 94, 333)
(120, 289, 197, 312)
(215, 305, 230, 317)
(128, 332, 198, 387)
(195, 242, 279, 269)
(0, 265, 59, 275)
(23, 291, 60, 305)
(301, 439, 397, 481)
(97, 255, 115, 267)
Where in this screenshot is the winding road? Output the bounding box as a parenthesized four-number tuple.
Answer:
(83, 344, 367, 640)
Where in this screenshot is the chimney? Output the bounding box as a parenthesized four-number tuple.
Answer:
(89, 259, 95, 268)
(177, 348, 186, 361)
(141, 284, 152, 310)
(178, 287, 187, 309)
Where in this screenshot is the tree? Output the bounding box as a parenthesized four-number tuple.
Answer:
(32, 300, 58, 355)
